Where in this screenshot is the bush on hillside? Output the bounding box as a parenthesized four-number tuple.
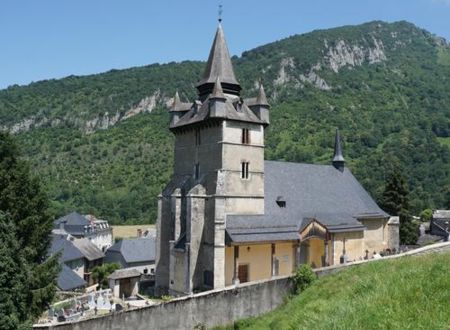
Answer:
(293, 264, 316, 293)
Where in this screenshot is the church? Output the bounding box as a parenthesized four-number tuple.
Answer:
(155, 23, 398, 296)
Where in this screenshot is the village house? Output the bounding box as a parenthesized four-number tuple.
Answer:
(155, 23, 399, 296)
(108, 268, 141, 299)
(50, 234, 104, 289)
(53, 212, 113, 252)
(57, 264, 87, 292)
(105, 236, 156, 275)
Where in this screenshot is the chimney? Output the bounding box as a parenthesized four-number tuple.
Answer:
(59, 220, 66, 231)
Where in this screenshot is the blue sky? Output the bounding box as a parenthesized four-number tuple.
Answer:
(1, 0, 450, 89)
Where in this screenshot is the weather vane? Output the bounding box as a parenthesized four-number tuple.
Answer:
(218, 4, 223, 23)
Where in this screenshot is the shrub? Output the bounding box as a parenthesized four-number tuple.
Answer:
(420, 209, 433, 222)
(293, 264, 316, 293)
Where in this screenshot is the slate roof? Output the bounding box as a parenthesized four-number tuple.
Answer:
(72, 238, 104, 261)
(108, 268, 141, 280)
(170, 94, 264, 130)
(197, 23, 239, 87)
(169, 91, 191, 113)
(50, 235, 103, 262)
(106, 237, 156, 264)
(53, 212, 90, 236)
(50, 236, 84, 262)
(226, 160, 388, 243)
(332, 129, 345, 164)
(57, 264, 86, 291)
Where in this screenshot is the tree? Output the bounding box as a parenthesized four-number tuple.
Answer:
(380, 167, 418, 245)
(91, 263, 120, 289)
(0, 132, 59, 326)
(0, 212, 28, 330)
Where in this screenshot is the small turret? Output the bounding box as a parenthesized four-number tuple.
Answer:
(209, 76, 227, 117)
(170, 91, 191, 126)
(248, 82, 270, 124)
(332, 128, 345, 171)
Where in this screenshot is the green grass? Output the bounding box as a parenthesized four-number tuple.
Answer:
(222, 252, 450, 329)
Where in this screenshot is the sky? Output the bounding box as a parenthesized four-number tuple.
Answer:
(1, 0, 450, 89)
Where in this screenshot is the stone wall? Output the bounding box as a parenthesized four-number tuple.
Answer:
(36, 242, 450, 330)
(315, 241, 450, 277)
(36, 277, 293, 330)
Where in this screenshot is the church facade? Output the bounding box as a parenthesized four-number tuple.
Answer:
(155, 24, 398, 295)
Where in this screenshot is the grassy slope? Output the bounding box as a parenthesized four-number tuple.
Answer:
(227, 252, 450, 329)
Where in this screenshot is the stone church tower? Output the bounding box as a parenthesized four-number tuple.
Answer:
(155, 23, 269, 295)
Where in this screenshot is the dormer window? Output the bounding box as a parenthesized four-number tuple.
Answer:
(234, 99, 243, 113)
(276, 196, 286, 208)
(242, 128, 250, 144)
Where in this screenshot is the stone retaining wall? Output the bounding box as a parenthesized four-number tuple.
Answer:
(35, 242, 450, 330)
(315, 241, 450, 277)
(35, 276, 293, 330)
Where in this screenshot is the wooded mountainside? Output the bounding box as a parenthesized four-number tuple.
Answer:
(0, 21, 449, 224)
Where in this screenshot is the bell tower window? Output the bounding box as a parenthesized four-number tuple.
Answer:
(241, 128, 250, 144)
(241, 162, 249, 179)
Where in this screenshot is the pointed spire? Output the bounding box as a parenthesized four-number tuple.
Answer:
(197, 23, 240, 98)
(255, 81, 270, 107)
(332, 128, 345, 171)
(211, 76, 226, 99)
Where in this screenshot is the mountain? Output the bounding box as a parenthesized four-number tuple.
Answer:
(0, 20, 449, 224)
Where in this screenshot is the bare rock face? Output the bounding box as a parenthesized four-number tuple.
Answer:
(122, 90, 161, 120)
(274, 57, 296, 86)
(299, 70, 331, 91)
(4, 115, 51, 133)
(2, 89, 169, 135)
(325, 38, 386, 73)
(84, 111, 121, 134)
(271, 36, 388, 94)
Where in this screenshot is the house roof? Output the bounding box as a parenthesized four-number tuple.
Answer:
(433, 210, 450, 220)
(50, 235, 84, 262)
(106, 237, 156, 264)
(57, 264, 86, 291)
(50, 235, 103, 262)
(53, 212, 90, 236)
(54, 212, 89, 227)
(226, 160, 388, 243)
(108, 268, 141, 280)
(72, 238, 104, 261)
